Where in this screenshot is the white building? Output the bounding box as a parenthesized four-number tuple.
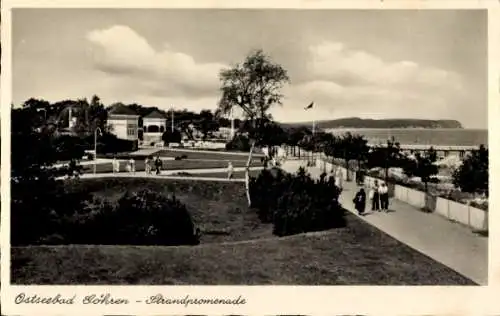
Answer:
(107, 104, 139, 141)
(142, 110, 167, 145)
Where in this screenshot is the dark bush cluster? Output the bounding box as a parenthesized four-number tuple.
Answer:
(249, 167, 345, 236)
(12, 186, 200, 246)
(84, 133, 138, 154)
(225, 134, 251, 152)
(174, 154, 189, 160)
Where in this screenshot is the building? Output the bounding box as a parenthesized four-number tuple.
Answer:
(368, 143, 483, 159)
(107, 104, 139, 141)
(142, 110, 167, 145)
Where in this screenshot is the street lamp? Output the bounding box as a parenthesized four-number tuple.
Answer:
(93, 127, 102, 174)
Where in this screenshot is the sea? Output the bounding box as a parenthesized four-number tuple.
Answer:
(323, 128, 488, 147)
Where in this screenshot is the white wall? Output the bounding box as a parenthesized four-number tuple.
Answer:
(108, 117, 139, 141)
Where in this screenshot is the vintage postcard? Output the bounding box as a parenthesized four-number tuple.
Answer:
(1, 0, 499, 315)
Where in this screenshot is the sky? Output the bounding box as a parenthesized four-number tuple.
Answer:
(12, 9, 487, 128)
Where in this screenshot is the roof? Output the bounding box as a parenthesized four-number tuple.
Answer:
(144, 109, 166, 119)
(108, 104, 137, 116)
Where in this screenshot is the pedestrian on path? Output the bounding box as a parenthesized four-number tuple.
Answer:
(145, 157, 151, 175)
(335, 168, 344, 193)
(112, 157, 120, 174)
(370, 180, 380, 211)
(379, 182, 389, 212)
(154, 156, 163, 175)
(128, 158, 136, 174)
(353, 187, 366, 215)
(227, 161, 234, 179)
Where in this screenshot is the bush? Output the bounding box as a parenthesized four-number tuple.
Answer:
(82, 190, 200, 246)
(12, 184, 200, 246)
(249, 168, 288, 222)
(249, 167, 345, 236)
(225, 134, 251, 152)
(87, 133, 138, 154)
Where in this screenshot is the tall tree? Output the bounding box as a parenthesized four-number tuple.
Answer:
(196, 109, 220, 140)
(452, 145, 488, 196)
(217, 49, 290, 205)
(402, 147, 439, 192)
(366, 138, 405, 181)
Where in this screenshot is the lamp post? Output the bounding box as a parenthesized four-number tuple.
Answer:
(93, 127, 102, 174)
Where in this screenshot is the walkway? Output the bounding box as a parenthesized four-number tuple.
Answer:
(59, 166, 264, 181)
(289, 164, 488, 285)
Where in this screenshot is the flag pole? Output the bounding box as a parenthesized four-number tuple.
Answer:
(171, 106, 174, 133)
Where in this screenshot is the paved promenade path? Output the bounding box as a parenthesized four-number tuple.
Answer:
(282, 162, 488, 285)
(63, 166, 264, 182)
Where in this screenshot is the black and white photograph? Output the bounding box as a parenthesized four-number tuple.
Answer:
(2, 3, 493, 311)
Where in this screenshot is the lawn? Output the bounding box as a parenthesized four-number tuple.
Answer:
(171, 169, 263, 179)
(11, 212, 474, 285)
(157, 149, 264, 162)
(81, 159, 259, 174)
(61, 178, 273, 244)
(11, 177, 475, 285)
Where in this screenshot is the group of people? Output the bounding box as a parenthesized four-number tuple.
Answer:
(111, 156, 164, 175)
(353, 180, 390, 215)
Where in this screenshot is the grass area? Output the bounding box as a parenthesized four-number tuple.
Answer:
(158, 149, 264, 161)
(62, 178, 272, 244)
(171, 169, 263, 179)
(81, 159, 259, 174)
(11, 213, 474, 285)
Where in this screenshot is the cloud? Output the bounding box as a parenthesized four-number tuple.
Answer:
(274, 41, 468, 122)
(86, 25, 226, 98)
(83, 27, 470, 124)
(306, 41, 463, 91)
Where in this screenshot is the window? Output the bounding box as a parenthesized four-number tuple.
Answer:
(127, 126, 137, 136)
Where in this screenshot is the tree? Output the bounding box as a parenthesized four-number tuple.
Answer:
(402, 147, 439, 192)
(366, 138, 405, 181)
(11, 107, 89, 245)
(162, 128, 182, 146)
(328, 133, 369, 181)
(196, 109, 220, 140)
(285, 126, 312, 157)
(88, 95, 108, 133)
(217, 49, 290, 205)
(452, 145, 488, 196)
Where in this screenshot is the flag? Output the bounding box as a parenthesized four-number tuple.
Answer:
(304, 102, 314, 110)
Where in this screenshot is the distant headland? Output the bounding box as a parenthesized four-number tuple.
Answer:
(281, 118, 463, 129)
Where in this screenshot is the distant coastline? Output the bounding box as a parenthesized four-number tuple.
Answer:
(324, 128, 487, 147)
(281, 118, 463, 129)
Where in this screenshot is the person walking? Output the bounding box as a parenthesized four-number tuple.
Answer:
(154, 156, 162, 175)
(370, 180, 380, 212)
(112, 157, 120, 174)
(335, 167, 344, 193)
(353, 187, 367, 215)
(145, 156, 151, 175)
(129, 158, 136, 174)
(227, 161, 234, 180)
(379, 182, 389, 212)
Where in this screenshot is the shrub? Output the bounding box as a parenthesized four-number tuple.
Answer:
(249, 167, 345, 236)
(225, 134, 251, 152)
(87, 133, 138, 154)
(249, 168, 288, 222)
(83, 189, 200, 246)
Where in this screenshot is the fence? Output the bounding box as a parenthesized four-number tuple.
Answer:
(284, 145, 488, 232)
